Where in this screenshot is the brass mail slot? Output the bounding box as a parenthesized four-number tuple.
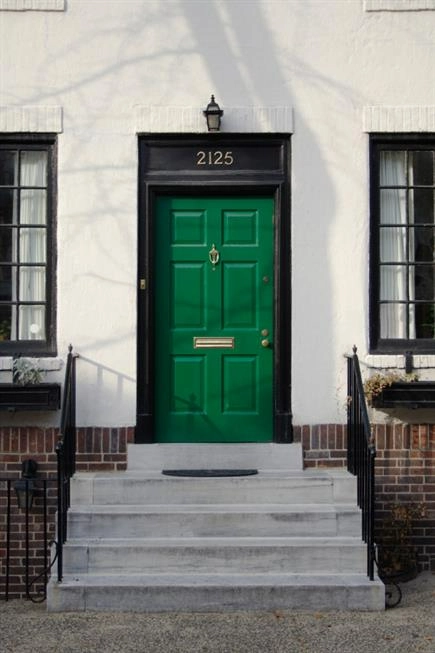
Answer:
(193, 337, 235, 349)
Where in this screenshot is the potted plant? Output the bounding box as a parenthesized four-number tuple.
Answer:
(13, 356, 45, 385)
(364, 371, 419, 406)
(0, 356, 61, 411)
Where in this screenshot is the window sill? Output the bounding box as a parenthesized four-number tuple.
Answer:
(0, 357, 63, 371)
(364, 353, 435, 370)
(372, 381, 435, 409)
(0, 0, 65, 10)
(0, 383, 60, 411)
(364, 0, 435, 10)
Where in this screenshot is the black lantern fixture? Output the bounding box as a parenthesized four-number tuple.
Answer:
(203, 95, 223, 132)
(14, 459, 38, 510)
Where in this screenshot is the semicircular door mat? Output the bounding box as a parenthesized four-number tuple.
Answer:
(161, 469, 258, 477)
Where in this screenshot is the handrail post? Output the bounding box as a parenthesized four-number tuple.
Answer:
(55, 345, 78, 584)
(346, 346, 377, 583)
(5, 480, 11, 601)
(56, 440, 64, 582)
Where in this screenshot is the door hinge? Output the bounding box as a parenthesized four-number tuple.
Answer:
(140, 278, 147, 290)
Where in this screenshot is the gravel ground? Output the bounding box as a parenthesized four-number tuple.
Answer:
(1, 573, 435, 653)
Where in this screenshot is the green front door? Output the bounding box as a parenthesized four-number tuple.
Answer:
(154, 196, 274, 442)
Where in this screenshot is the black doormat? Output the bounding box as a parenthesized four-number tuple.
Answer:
(162, 469, 258, 477)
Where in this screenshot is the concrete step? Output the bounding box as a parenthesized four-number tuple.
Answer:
(66, 503, 362, 538)
(127, 443, 303, 472)
(47, 572, 385, 612)
(62, 536, 367, 574)
(71, 470, 357, 506)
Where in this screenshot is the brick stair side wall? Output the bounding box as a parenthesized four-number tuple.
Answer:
(0, 427, 134, 599)
(294, 423, 435, 572)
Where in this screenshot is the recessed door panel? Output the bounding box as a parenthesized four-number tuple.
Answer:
(223, 263, 257, 329)
(155, 196, 273, 442)
(222, 356, 258, 414)
(171, 356, 205, 414)
(171, 210, 206, 245)
(171, 263, 206, 329)
(223, 209, 258, 245)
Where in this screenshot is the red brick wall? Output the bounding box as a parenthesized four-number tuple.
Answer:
(0, 427, 134, 599)
(294, 423, 435, 572)
(373, 423, 435, 572)
(293, 424, 348, 468)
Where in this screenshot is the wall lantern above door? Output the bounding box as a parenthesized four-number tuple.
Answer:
(203, 95, 223, 132)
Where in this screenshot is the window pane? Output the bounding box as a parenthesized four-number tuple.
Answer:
(416, 303, 435, 339)
(0, 266, 13, 301)
(0, 306, 12, 341)
(380, 227, 407, 262)
(20, 189, 46, 224)
(19, 229, 46, 263)
(0, 229, 16, 264)
(414, 227, 435, 262)
(19, 267, 45, 301)
(18, 305, 45, 340)
(20, 151, 47, 187)
(0, 151, 17, 186)
(414, 265, 435, 300)
(380, 265, 407, 301)
(380, 151, 406, 186)
(380, 303, 407, 338)
(411, 151, 433, 186)
(0, 189, 17, 224)
(412, 188, 434, 224)
(380, 189, 407, 224)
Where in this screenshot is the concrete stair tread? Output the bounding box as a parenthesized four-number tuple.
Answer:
(65, 535, 366, 547)
(127, 443, 304, 471)
(56, 572, 382, 587)
(73, 469, 351, 480)
(69, 503, 359, 513)
(49, 572, 384, 611)
(71, 468, 357, 506)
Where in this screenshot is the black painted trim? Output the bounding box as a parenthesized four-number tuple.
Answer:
(0, 134, 57, 356)
(372, 381, 435, 409)
(0, 383, 60, 411)
(137, 134, 292, 443)
(369, 133, 435, 354)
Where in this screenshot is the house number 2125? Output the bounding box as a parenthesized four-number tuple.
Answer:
(196, 150, 234, 166)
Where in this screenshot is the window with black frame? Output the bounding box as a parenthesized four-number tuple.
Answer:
(370, 136, 435, 352)
(0, 139, 55, 354)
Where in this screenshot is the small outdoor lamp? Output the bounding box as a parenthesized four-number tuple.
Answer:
(14, 459, 38, 510)
(203, 95, 223, 132)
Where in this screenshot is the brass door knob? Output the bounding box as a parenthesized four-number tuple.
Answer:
(261, 339, 270, 348)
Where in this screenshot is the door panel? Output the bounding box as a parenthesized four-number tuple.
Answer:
(155, 196, 273, 442)
(223, 263, 257, 327)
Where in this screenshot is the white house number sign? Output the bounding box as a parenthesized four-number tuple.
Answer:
(196, 150, 234, 166)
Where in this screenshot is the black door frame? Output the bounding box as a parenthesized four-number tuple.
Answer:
(137, 134, 292, 443)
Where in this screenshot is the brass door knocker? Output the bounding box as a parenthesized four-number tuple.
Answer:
(208, 243, 220, 268)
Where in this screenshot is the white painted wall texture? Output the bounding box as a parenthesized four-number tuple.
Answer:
(1, 0, 435, 427)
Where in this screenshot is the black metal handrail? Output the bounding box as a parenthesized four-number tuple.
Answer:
(56, 344, 78, 582)
(346, 345, 376, 581)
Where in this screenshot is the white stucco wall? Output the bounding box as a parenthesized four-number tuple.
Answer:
(1, 0, 435, 427)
